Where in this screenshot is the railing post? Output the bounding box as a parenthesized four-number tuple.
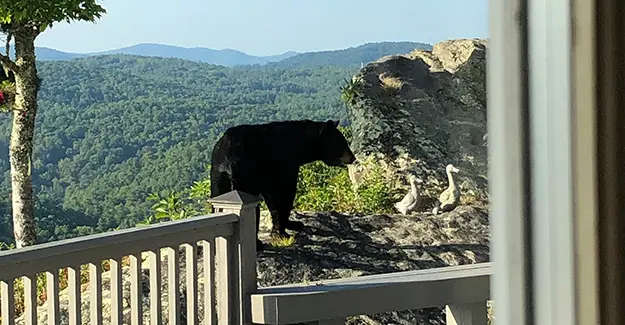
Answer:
(445, 302, 488, 325)
(210, 190, 260, 325)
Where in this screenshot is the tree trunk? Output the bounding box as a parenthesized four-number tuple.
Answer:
(10, 29, 39, 248)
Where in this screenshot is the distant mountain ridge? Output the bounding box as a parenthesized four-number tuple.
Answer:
(13, 41, 432, 67)
(271, 41, 433, 68)
(91, 43, 299, 66)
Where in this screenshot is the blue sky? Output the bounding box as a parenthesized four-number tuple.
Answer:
(35, 0, 489, 56)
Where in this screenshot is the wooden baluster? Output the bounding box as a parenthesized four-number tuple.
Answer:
(89, 263, 102, 325)
(129, 252, 143, 325)
(201, 239, 217, 325)
(0, 279, 15, 325)
(110, 258, 123, 325)
(167, 247, 180, 325)
(67, 266, 81, 325)
(185, 243, 199, 325)
(46, 270, 60, 325)
(149, 249, 162, 325)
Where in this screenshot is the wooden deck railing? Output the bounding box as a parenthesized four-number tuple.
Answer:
(0, 190, 491, 325)
(0, 190, 259, 325)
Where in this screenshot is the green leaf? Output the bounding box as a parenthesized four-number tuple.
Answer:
(154, 211, 168, 219)
(0, 0, 107, 31)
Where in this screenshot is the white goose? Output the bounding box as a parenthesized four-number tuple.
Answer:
(432, 164, 461, 214)
(394, 174, 421, 215)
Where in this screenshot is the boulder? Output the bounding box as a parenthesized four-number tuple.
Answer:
(345, 39, 489, 210)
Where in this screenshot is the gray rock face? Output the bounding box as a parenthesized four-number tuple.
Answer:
(257, 207, 489, 285)
(257, 208, 491, 325)
(345, 39, 489, 209)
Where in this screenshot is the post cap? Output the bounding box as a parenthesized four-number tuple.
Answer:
(209, 190, 260, 206)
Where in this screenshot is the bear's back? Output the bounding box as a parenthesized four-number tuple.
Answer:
(223, 120, 320, 149)
(213, 119, 323, 169)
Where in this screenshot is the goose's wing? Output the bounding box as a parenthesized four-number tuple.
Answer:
(397, 192, 416, 206)
(408, 193, 420, 208)
(438, 188, 452, 203)
(394, 201, 408, 215)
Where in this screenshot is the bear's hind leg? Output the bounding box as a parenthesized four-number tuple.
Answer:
(263, 175, 305, 239)
(262, 194, 297, 240)
(263, 197, 290, 239)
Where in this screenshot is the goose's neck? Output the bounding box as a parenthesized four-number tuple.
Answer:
(446, 170, 457, 189)
(410, 180, 418, 193)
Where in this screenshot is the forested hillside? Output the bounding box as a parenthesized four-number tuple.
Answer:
(0, 54, 358, 244)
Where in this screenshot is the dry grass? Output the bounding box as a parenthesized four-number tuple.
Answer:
(379, 74, 404, 97)
(269, 234, 296, 248)
(459, 192, 489, 207)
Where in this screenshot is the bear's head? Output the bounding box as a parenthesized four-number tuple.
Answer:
(318, 119, 356, 167)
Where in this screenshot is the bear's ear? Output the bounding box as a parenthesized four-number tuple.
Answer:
(326, 119, 340, 127)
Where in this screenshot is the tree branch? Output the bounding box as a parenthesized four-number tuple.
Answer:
(5, 31, 11, 58)
(0, 31, 18, 73)
(0, 53, 18, 73)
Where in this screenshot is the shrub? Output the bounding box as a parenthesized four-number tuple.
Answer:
(294, 159, 397, 215)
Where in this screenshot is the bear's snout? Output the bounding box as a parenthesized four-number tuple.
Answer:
(341, 151, 357, 165)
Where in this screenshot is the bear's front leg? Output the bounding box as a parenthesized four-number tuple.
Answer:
(268, 207, 293, 239)
(263, 196, 291, 239)
(284, 219, 305, 231)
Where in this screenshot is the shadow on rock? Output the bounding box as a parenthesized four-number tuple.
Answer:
(256, 205, 490, 285)
(255, 204, 490, 325)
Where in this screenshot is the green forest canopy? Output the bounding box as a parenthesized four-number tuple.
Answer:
(0, 54, 360, 244)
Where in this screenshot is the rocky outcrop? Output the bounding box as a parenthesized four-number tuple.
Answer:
(344, 39, 489, 210)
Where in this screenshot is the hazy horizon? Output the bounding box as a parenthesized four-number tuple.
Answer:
(34, 0, 488, 57)
(34, 40, 437, 57)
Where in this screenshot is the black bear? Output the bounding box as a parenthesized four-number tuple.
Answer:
(210, 119, 356, 250)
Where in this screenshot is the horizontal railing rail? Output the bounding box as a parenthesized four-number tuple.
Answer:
(251, 262, 492, 325)
(0, 212, 237, 280)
